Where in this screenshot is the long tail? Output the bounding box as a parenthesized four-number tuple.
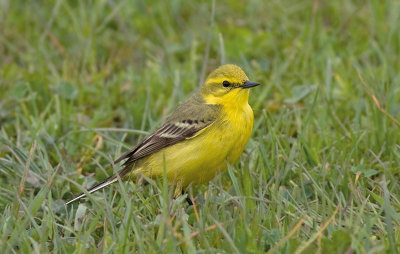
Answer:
(65, 166, 132, 205)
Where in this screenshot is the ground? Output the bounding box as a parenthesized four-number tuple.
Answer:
(0, 0, 399, 253)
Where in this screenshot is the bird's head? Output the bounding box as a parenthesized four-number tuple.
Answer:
(201, 64, 260, 106)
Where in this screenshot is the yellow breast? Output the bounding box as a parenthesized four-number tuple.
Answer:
(224, 103, 254, 164)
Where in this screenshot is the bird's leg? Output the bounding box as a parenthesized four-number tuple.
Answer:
(181, 189, 193, 206)
(173, 181, 192, 205)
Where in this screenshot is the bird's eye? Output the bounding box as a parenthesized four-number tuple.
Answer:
(222, 80, 231, 87)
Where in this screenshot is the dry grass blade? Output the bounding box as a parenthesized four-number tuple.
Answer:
(18, 142, 35, 197)
(267, 217, 307, 254)
(190, 224, 217, 239)
(295, 205, 340, 254)
(357, 70, 400, 127)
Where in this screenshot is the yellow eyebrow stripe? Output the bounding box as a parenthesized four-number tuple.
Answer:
(206, 77, 242, 84)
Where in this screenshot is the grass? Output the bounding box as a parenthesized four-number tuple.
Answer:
(0, 0, 399, 253)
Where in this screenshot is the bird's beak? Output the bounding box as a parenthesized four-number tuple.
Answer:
(242, 80, 261, 88)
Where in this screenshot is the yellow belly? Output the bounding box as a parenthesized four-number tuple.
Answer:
(133, 104, 254, 193)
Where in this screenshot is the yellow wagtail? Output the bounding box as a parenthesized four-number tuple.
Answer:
(66, 64, 260, 204)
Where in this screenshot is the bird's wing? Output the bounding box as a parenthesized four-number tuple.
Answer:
(115, 107, 220, 165)
(66, 95, 220, 205)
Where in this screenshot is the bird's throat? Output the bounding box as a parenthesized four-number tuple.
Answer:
(204, 89, 250, 109)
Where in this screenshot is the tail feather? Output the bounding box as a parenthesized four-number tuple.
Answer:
(65, 165, 133, 205)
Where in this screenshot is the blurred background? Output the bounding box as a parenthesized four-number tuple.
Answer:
(0, 0, 399, 253)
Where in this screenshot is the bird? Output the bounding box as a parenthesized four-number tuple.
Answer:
(66, 64, 260, 205)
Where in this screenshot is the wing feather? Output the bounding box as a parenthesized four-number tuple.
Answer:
(120, 119, 213, 164)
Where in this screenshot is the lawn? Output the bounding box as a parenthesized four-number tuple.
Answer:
(0, 0, 399, 253)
